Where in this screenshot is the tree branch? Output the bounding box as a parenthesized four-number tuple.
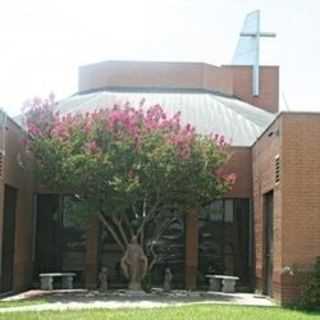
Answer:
(132, 205, 139, 219)
(147, 216, 177, 272)
(136, 197, 161, 237)
(124, 214, 134, 238)
(140, 227, 144, 246)
(111, 215, 129, 247)
(148, 244, 158, 272)
(142, 197, 147, 218)
(98, 212, 125, 252)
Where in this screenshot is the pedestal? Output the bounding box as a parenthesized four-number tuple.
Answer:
(209, 278, 221, 291)
(222, 279, 237, 293)
(40, 277, 53, 290)
(62, 276, 74, 289)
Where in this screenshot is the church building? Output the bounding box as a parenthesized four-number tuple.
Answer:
(0, 12, 319, 305)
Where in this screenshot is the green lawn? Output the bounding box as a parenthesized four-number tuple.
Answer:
(0, 305, 319, 320)
(0, 299, 47, 309)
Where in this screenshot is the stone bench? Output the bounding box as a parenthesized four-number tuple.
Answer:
(39, 273, 76, 290)
(206, 275, 240, 293)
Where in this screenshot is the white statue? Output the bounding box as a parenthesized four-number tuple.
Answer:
(121, 236, 148, 290)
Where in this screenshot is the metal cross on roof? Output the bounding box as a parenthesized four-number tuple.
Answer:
(232, 10, 276, 97)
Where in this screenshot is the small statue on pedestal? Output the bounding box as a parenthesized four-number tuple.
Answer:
(98, 267, 108, 291)
(163, 267, 173, 292)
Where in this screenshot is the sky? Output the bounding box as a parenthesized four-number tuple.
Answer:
(0, 0, 319, 116)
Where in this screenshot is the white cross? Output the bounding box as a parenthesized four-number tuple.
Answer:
(233, 10, 276, 96)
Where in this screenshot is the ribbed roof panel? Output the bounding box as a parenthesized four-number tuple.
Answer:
(56, 90, 275, 146)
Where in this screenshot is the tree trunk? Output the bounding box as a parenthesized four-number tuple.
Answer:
(98, 210, 168, 291)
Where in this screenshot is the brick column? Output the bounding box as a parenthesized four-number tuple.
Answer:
(85, 216, 99, 289)
(185, 209, 199, 289)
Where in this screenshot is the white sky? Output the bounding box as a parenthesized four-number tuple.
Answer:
(0, 0, 319, 116)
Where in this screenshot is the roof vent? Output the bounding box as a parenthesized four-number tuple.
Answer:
(275, 154, 280, 184)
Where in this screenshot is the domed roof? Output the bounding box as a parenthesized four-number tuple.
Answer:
(56, 88, 276, 146)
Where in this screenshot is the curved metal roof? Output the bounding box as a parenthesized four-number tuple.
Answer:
(56, 90, 276, 146)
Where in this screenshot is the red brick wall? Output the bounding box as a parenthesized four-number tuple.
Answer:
(79, 61, 233, 96)
(0, 119, 35, 292)
(253, 113, 320, 304)
(252, 117, 282, 300)
(279, 113, 320, 303)
(78, 61, 279, 114)
(225, 65, 279, 114)
(224, 147, 252, 199)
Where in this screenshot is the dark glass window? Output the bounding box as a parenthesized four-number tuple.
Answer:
(62, 196, 87, 273)
(198, 198, 250, 288)
(34, 194, 87, 286)
(34, 194, 61, 279)
(145, 211, 185, 288)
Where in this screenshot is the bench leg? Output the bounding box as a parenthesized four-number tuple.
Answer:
(208, 278, 221, 291)
(222, 279, 237, 293)
(41, 277, 53, 290)
(62, 276, 74, 289)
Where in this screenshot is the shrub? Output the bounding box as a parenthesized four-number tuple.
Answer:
(300, 257, 320, 309)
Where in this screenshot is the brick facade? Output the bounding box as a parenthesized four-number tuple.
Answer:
(79, 61, 279, 114)
(252, 117, 282, 300)
(225, 65, 279, 114)
(0, 118, 34, 292)
(280, 114, 320, 303)
(0, 61, 319, 306)
(224, 147, 252, 199)
(253, 113, 320, 304)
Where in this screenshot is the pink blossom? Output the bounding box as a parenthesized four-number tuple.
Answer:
(223, 173, 237, 185)
(20, 138, 28, 146)
(86, 141, 98, 154)
(24, 98, 232, 168)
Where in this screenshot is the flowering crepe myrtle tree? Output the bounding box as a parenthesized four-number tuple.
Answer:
(24, 96, 236, 273)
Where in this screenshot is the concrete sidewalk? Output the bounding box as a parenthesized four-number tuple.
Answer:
(0, 290, 274, 313)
